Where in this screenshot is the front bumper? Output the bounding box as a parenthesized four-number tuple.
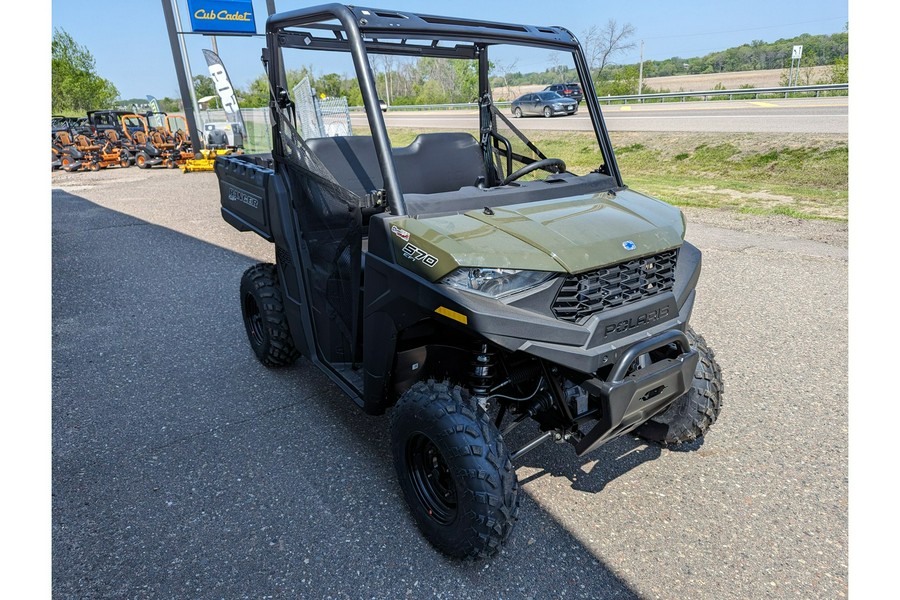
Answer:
(573, 329, 698, 455)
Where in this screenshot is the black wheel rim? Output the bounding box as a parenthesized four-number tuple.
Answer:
(406, 433, 457, 525)
(244, 292, 265, 346)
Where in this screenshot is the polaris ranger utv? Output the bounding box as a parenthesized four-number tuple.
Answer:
(216, 4, 723, 559)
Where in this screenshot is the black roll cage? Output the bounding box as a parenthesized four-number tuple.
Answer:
(265, 3, 623, 217)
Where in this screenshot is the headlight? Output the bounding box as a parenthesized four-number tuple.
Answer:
(440, 268, 554, 298)
(552, 103, 563, 109)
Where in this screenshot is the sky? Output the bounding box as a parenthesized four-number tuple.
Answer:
(50, 0, 849, 100)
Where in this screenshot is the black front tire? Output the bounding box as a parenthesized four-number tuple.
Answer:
(543, 106, 552, 118)
(239, 263, 300, 368)
(390, 380, 519, 560)
(634, 327, 723, 445)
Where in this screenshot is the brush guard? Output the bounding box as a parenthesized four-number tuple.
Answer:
(573, 329, 699, 456)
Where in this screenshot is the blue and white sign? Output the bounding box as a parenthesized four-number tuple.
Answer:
(187, 0, 256, 35)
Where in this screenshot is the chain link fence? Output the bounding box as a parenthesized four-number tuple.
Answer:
(292, 77, 320, 140)
(292, 76, 353, 138)
(317, 97, 353, 137)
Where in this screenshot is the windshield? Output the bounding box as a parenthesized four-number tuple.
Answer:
(146, 112, 166, 130)
(122, 116, 145, 131)
(270, 5, 620, 213)
(276, 43, 606, 179)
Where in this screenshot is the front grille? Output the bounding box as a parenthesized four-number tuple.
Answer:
(552, 249, 678, 322)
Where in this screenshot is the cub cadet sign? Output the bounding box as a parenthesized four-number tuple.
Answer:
(187, 0, 256, 35)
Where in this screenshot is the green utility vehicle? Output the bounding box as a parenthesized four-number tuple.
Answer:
(216, 4, 723, 559)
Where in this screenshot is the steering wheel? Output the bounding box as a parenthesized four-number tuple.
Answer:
(500, 158, 567, 185)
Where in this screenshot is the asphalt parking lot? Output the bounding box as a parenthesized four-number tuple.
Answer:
(51, 166, 848, 599)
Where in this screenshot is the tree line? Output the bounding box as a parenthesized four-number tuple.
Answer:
(197, 56, 480, 109)
(640, 31, 849, 77)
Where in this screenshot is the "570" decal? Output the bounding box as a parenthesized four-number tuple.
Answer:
(401, 242, 439, 267)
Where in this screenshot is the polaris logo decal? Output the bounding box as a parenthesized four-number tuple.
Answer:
(227, 187, 260, 209)
(603, 306, 670, 337)
(391, 225, 410, 242)
(401, 242, 439, 267)
(623, 240, 636, 251)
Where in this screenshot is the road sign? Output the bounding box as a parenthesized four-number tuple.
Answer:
(792, 45, 803, 60)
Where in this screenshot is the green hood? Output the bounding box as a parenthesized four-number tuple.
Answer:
(392, 189, 686, 280)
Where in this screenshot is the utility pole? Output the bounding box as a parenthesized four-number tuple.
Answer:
(638, 39, 644, 97)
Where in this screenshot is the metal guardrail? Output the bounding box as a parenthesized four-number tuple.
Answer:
(348, 101, 485, 111)
(348, 84, 848, 111)
(596, 83, 848, 104)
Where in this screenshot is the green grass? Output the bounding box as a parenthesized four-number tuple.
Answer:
(362, 126, 849, 221)
(605, 135, 846, 220)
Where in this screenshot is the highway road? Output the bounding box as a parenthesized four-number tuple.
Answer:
(352, 97, 848, 134)
(51, 167, 848, 599)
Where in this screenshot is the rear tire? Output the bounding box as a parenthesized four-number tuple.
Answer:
(513, 107, 522, 118)
(390, 380, 519, 560)
(135, 151, 150, 169)
(634, 327, 723, 445)
(239, 263, 300, 368)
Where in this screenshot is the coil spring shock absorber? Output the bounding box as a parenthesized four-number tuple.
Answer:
(471, 342, 495, 410)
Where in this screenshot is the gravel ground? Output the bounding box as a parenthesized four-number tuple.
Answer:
(51, 167, 848, 599)
(681, 206, 848, 247)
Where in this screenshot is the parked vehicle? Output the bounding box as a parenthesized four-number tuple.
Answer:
(52, 116, 76, 170)
(87, 109, 136, 139)
(145, 111, 196, 167)
(544, 82, 584, 103)
(215, 3, 723, 560)
(118, 113, 177, 169)
(52, 130, 128, 171)
(511, 91, 578, 117)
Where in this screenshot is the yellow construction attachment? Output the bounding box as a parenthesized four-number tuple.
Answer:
(180, 148, 238, 173)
